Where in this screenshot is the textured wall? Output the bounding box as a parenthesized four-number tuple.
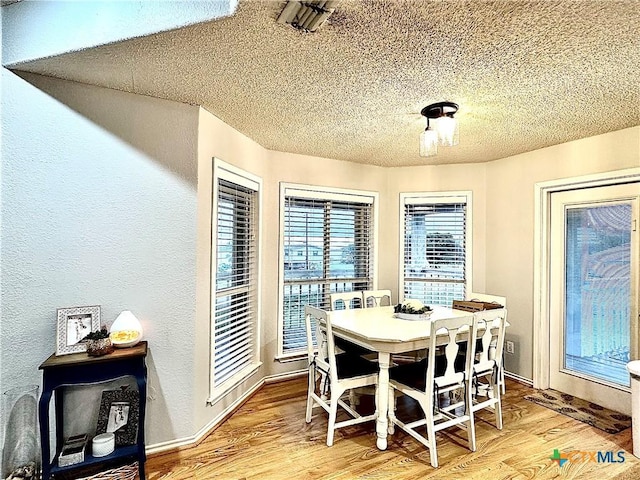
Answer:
(0, 69, 199, 447)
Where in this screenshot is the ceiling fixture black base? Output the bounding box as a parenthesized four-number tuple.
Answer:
(421, 101, 459, 119)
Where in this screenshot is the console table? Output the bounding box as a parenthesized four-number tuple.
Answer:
(38, 342, 147, 480)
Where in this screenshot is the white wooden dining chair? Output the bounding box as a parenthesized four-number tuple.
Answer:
(329, 292, 371, 357)
(304, 306, 379, 446)
(467, 292, 507, 394)
(469, 308, 507, 430)
(388, 314, 477, 468)
(362, 289, 392, 308)
(330, 291, 363, 310)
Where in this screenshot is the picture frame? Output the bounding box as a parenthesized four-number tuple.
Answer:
(96, 387, 139, 447)
(56, 305, 101, 356)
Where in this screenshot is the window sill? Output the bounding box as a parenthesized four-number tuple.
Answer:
(275, 353, 307, 363)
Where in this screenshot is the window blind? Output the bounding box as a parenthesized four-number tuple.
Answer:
(213, 178, 258, 387)
(403, 200, 467, 306)
(281, 192, 374, 354)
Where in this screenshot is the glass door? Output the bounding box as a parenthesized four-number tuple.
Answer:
(549, 183, 639, 415)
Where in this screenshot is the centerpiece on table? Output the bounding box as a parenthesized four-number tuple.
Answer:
(393, 299, 433, 320)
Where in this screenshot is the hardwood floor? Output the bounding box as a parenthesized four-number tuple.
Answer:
(146, 377, 640, 479)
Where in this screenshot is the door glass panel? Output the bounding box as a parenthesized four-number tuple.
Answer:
(565, 203, 632, 387)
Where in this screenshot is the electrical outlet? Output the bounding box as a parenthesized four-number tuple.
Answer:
(506, 340, 515, 354)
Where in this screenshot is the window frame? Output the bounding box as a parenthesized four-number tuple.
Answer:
(277, 183, 379, 360)
(208, 158, 262, 403)
(398, 191, 473, 306)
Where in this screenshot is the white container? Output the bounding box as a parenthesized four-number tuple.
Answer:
(92, 433, 115, 457)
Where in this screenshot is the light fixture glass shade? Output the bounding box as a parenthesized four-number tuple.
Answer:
(420, 101, 459, 153)
(109, 310, 143, 348)
(434, 116, 459, 147)
(420, 128, 438, 157)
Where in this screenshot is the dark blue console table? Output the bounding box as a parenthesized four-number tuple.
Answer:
(38, 341, 147, 479)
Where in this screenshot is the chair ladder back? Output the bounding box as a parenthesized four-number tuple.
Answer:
(305, 306, 338, 380)
(428, 315, 474, 389)
(329, 292, 362, 310)
(362, 289, 392, 308)
(473, 308, 507, 373)
(305, 305, 319, 364)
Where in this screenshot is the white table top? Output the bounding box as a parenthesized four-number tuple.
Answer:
(327, 305, 475, 353)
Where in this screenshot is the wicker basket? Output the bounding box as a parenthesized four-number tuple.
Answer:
(56, 462, 139, 480)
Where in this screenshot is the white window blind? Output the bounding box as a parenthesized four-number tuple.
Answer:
(280, 186, 375, 356)
(210, 163, 261, 399)
(402, 194, 470, 307)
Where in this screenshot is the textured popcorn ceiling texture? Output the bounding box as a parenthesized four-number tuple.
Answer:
(13, 0, 640, 166)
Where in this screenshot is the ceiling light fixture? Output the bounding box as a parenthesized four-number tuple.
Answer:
(419, 101, 459, 157)
(276, 1, 339, 32)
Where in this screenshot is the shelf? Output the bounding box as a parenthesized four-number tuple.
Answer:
(39, 344, 148, 480)
(50, 444, 139, 474)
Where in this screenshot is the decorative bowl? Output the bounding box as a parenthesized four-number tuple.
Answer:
(86, 338, 114, 356)
(394, 311, 432, 321)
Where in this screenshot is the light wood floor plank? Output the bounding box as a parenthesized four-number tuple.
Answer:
(146, 377, 640, 479)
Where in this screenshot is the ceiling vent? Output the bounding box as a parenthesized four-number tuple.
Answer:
(277, 1, 338, 32)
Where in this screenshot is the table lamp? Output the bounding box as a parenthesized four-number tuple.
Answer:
(109, 310, 143, 348)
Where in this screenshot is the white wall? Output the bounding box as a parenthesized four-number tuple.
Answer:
(0, 70, 200, 447)
(485, 127, 640, 379)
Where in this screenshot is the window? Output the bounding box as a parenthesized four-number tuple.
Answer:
(278, 184, 377, 357)
(209, 159, 261, 402)
(400, 192, 471, 307)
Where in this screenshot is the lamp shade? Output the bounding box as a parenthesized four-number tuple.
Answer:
(434, 116, 459, 147)
(419, 128, 438, 157)
(109, 311, 143, 348)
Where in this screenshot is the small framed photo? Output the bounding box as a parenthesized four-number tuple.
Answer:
(56, 305, 101, 356)
(96, 388, 139, 446)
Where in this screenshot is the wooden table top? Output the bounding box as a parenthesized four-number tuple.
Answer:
(39, 341, 147, 369)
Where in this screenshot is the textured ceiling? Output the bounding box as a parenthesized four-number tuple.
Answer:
(12, 0, 640, 167)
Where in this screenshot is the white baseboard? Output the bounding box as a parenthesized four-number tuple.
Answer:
(504, 370, 533, 387)
(145, 378, 265, 455)
(264, 369, 306, 383)
(145, 369, 307, 455)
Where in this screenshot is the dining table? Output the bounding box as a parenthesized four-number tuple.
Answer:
(326, 305, 480, 451)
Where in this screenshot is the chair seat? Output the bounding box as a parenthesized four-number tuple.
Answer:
(332, 352, 379, 378)
(389, 354, 466, 391)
